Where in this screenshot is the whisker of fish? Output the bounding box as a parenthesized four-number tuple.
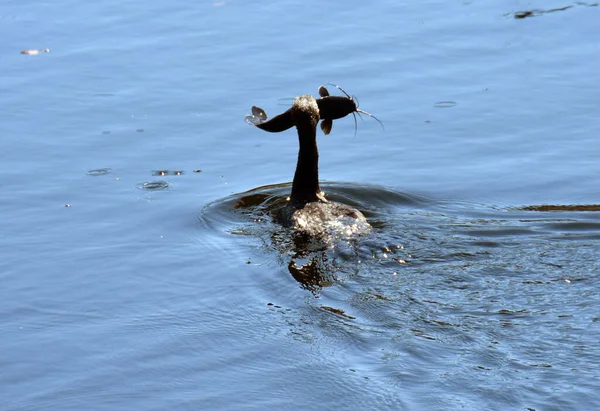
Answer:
(323, 83, 384, 131)
(357, 109, 384, 130)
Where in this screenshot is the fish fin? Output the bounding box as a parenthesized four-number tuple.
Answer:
(318, 85, 330, 98)
(245, 106, 269, 126)
(252, 106, 268, 121)
(320, 119, 332, 135)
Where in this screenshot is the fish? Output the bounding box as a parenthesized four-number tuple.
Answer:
(245, 84, 383, 136)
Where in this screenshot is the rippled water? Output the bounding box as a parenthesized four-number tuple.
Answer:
(197, 181, 600, 409)
(2, 0, 600, 410)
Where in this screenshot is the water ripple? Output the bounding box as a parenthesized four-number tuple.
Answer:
(197, 182, 600, 409)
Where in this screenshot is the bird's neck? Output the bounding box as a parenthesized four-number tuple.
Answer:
(290, 124, 320, 207)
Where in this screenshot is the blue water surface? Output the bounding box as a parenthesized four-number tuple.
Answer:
(2, 0, 599, 410)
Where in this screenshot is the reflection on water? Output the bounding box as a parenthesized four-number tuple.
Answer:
(201, 183, 377, 291)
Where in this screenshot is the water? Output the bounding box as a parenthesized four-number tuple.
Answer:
(2, 0, 599, 410)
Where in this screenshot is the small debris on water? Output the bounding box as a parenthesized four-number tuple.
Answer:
(321, 305, 356, 319)
(514, 10, 534, 18)
(152, 170, 184, 176)
(21, 48, 50, 55)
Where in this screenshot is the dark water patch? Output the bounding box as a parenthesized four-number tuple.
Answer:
(433, 101, 457, 108)
(324, 182, 432, 211)
(542, 221, 600, 231)
(521, 204, 600, 212)
(457, 227, 536, 238)
(137, 181, 170, 190)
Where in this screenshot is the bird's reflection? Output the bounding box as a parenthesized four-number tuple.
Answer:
(234, 189, 360, 292)
(285, 233, 337, 291)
